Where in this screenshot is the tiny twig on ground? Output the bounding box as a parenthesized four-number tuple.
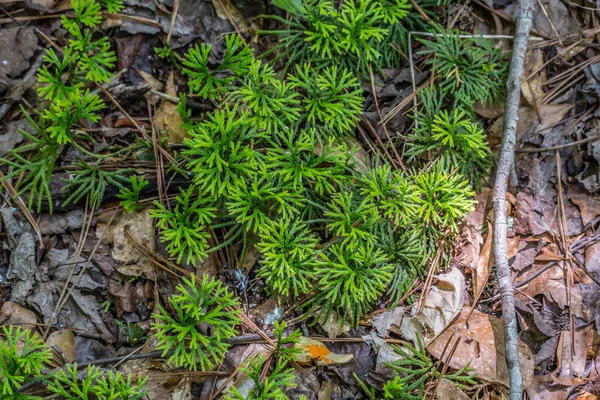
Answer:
(492, 1, 535, 398)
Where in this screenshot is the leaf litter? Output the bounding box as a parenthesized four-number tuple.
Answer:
(1, 0, 600, 399)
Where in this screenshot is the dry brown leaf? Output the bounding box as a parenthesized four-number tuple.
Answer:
(211, 0, 254, 35)
(155, 72, 188, 143)
(0, 301, 37, 330)
(293, 337, 354, 366)
(517, 264, 589, 320)
(557, 325, 593, 379)
(98, 209, 156, 279)
(435, 379, 470, 400)
(135, 69, 164, 92)
(522, 48, 546, 107)
(526, 376, 569, 400)
(427, 308, 534, 388)
(473, 221, 492, 299)
(535, 245, 563, 261)
(401, 268, 464, 345)
(568, 184, 600, 226)
(47, 329, 75, 363)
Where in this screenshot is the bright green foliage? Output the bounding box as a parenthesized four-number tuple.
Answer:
(115, 321, 147, 345)
(311, 242, 392, 327)
(408, 107, 492, 189)
(265, 130, 350, 196)
(224, 355, 296, 400)
(0, 0, 120, 213)
(412, 164, 475, 234)
(0, 112, 61, 213)
(234, 60, 301, 135)
(418, 28, 508, 107)
(48, 364, 102, 400)
(151, 274, 242, 371)
(260, 0, 410, 74)
(150, 187, 216, 265)
(98, 0, 124, 13)
(61, 161, 132, 207)
(117, 175, 149, 212)
(324, 191, 380, 250)
(93, 370, 147, 400)
(183, 34, 253, 100)
(47, 364, 147, 400)
(42, 89, 104, 144)
(183, 106, 261, 197)
(289, 64, 363, 137)
(0, 326, 52, 399)
(226, 177, 304, 233)
(257, 219, 319, 297)
(359, 164, 419, 227)
(272, 321, 302, 362)
(376, 226, 427, 304)
(386, 336, 476, 399)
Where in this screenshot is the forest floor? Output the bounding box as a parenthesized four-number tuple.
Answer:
(2, 0, 600, 399)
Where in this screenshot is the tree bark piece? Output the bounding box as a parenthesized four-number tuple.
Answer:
(492, 1, 535, 398)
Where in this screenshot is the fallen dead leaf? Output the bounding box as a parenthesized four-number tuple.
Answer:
(473, 221, 492, 300)
(517, 263, 590, 320)
(568, 184, 600, 226)
(0, 301, 37, 330)
(294, 337, 354, 366)
(435, 378, 470, 400)
(135, 68, 164, 92)
(46, 329, 75, 363)
(401, 268, 465, 345)
(557, 325, 593, 379)
(522, 48, 546, 107)
(98, 209, 155, 279)
(211, 0, 254, 35)
(535, 245, 563, 261)
(155, 72, 188, 144)
(427, 308, 534, 388)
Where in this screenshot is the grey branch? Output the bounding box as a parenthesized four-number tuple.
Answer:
(492, 0, 535, 399)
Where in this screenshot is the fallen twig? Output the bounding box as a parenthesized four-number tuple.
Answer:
(492, 1, 535, 398)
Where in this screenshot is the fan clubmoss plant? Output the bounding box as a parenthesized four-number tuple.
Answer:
(182, 106, 262, 197)
(0, 0, 121, 212)
(117, 176, 150, 212)
(182, 34, 253, 101)
(61, 160, 132, 207)
(150, 187, 216, 265)
(260, 0, 411, 74)
(47, 364, 147, 400)
(407, 105, 492, 189)
(256, 219, 319, 298)
(412, 163, 475, 235)
(417, 27, 508, 107)
(151, 274, 242, 371)
(0, 326, 52, 399)
(309, 242, 392, 327)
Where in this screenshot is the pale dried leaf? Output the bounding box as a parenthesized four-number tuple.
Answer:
(293, 337, 354, 366)
(155, 72, 188, 143)
(47, 329, 75, 363)
(427, 308, 534, 388)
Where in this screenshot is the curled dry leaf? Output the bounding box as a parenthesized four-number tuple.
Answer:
(401, 268, 465, 345)
(427, 308, 535, 389)
(293, 337, 354, 366)
(155, 71, 188, 143)
(0, 301, 37, 330)
(46, 328, 75, 363)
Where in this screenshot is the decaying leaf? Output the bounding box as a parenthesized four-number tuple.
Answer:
(98, 209, 156, 279)
(427, 308, 535, 388)
(47, 328, 76, 363)
(155, 72, 187, 143)
(0, 301, 37, 330)
(401, 268, 465, 345)
(294, 337, 354, 366)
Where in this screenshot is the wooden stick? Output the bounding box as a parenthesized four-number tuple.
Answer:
(492, 1, 535, 398)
